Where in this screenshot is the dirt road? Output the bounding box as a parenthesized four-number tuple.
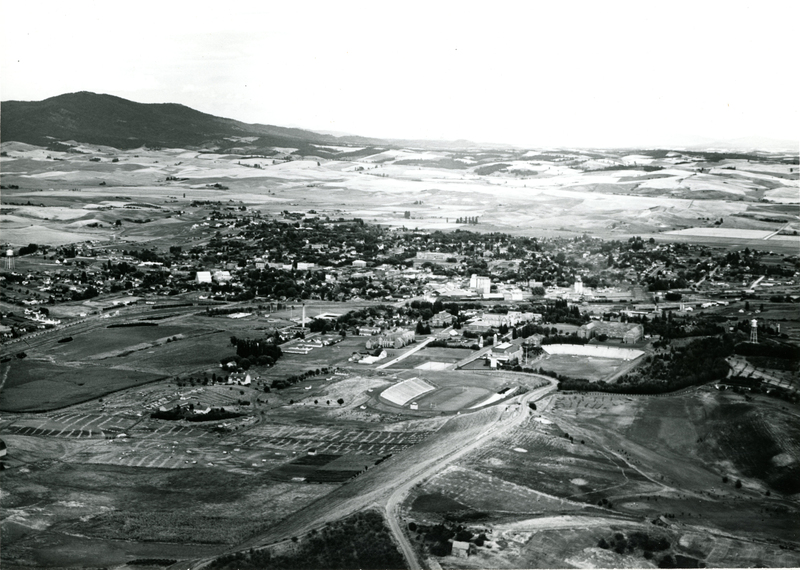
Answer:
(184, 378, 556, 570)
(384, 379, 557, 570)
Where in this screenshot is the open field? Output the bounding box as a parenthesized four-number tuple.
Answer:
(1, 142, 798, 250)
(0, 359, 162, 412)
(400, 385, 800, 568)
(46, 324, 192, 359)
(0, 454, 337, 567)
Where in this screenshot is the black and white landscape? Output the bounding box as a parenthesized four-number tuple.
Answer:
(1, 3, 798, 570)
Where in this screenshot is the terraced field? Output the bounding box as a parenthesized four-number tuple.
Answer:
(242, 424, 432, 455)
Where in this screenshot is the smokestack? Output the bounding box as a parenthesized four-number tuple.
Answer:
(302, 305, 306, 329)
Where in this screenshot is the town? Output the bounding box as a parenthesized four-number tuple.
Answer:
(0, 90, 798, 569)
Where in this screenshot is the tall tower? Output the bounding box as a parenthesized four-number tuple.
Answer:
(750, 319, 758, 343)
(4, 249, 14, 271)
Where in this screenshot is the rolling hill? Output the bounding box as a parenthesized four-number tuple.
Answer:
(0, 91, 384, 151)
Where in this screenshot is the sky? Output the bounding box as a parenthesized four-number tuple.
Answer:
(1, 0, 798, 149)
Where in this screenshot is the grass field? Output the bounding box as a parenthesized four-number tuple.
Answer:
(414, 386, 492, 412)
(0, 360, 162, 412)
(47, 325, 192, 360)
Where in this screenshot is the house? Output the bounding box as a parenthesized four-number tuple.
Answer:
(228, 372, 251, 385)
(196, 271, 212, 283)
(213, 270, 232, 282)
(452, 541, 474, 558)
(352, 260, 367, 268)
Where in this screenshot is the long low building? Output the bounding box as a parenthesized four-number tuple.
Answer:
(578, 321, 643, 344)
(542, 344, 644, 360)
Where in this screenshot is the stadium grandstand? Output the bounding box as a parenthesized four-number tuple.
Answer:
(381, 377, 436, 406)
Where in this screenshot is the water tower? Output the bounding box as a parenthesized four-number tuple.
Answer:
(3, 249, 14, 271)
(750, 319, 758, 344)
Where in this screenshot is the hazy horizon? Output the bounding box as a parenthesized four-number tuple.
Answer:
(1, 0, 798, 150)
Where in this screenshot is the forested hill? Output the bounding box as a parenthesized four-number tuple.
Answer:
(0, 91, 380, 150)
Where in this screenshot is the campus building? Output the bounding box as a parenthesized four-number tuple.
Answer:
(469, 274, 491, 296)
(577, 321, 643, 344)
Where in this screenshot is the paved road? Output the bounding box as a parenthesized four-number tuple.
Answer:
(383, 379, 557, 570)
(375, 335, 438, 370)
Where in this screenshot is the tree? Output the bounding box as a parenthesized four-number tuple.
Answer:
(337, 398, 344, 405)
(18, 243, 38, 256)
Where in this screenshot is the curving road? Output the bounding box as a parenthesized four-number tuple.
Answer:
(180, 377, 556, 570)
(383, 379, 557, 570)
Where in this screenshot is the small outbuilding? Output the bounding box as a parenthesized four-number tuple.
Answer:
(451, 541, 474, 558)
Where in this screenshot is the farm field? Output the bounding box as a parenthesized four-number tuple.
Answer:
(0, 359, 162, 412)
(1, 142, 798, 252)
(46, 324, 192, 359)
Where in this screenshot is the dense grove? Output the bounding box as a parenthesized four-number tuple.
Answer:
(559, 336, 734, 394)
(207, 510, 405, 570)
(150, 405, 243, 422)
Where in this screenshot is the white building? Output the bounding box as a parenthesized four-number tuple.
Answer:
(469, 274, 491, 296)
(196, 271, 212, 284)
